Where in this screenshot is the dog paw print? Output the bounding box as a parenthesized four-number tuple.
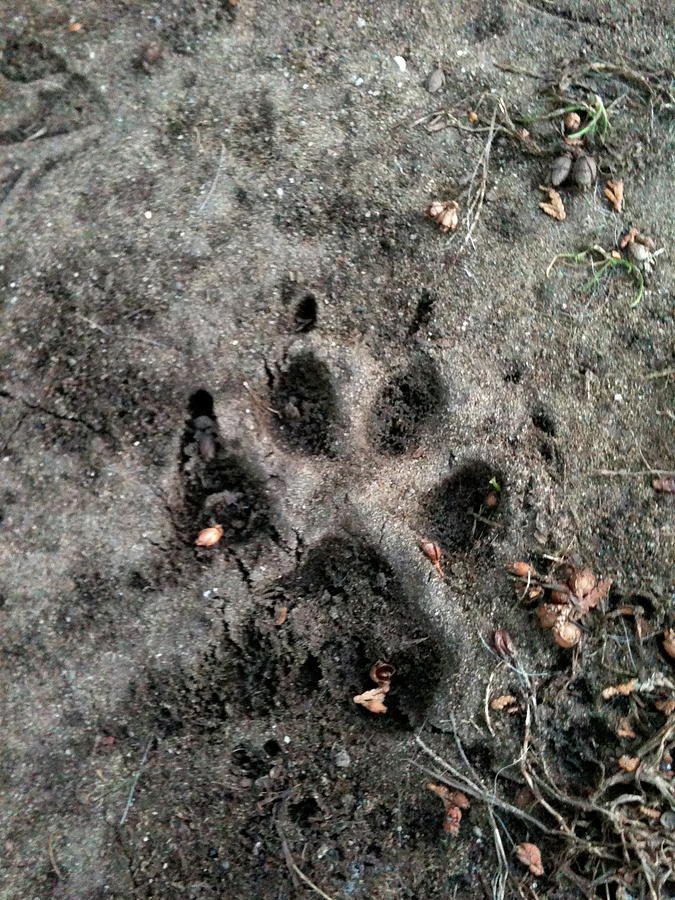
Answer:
(164, 325, 509, 728)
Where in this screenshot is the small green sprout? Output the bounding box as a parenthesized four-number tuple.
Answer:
(488, 477, 502, 492)
(564, 94, 611, 142)
(547, 245, 645, 307)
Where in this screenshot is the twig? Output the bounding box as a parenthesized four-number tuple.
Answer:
(643, 367, 675, 379)
(48, 833, 64, 880)
(460, 103, 499, 251)
(275, 800, 337, 900)
(414, 736, 558, 835)
(198, 144, 226, 213)
(119, 735, 155, 826)
(591, 469, 675, 477)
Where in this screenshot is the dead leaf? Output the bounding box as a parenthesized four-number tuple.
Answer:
(653, 476, 675, 494)
(353, 687, 388, 714)
(618, 755, 640, 773)
(617, 717, 636, 739)
(274, 606, 288, 626)
(494, 628, 516, 658)
(604, 179, 624, 213)
(655, 699, 675, 715)
(490, 694, 517, 711)
(602, 680, 636, 700)
(538, 185, 566, 221)
(195, 524, 224, 547)
(515, 842, 544, 876)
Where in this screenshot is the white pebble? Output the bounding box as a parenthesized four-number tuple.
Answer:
(393, 56, 407, 72)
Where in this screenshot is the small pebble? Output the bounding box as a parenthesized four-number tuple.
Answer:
(334, 749, 351, 767)
(393, 56, 407, 72)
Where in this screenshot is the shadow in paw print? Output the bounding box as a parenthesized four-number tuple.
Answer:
(369, 355, 444, 455)
(0, 38, 66, 82)
(180, 390, 272, 544)
(270, 352, 339, 456)
(293, 293, 318, 332)
(136, 534, 446, 737)
(423, 459, 505, 553)
(271, 534, 446, 729)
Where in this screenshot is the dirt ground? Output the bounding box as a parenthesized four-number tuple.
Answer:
(1, 2, 674, 898)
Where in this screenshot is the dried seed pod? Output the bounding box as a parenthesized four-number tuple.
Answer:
(663, 630, 675, 659)
(537, 603, 561, 629)
(370, 661, 395, 687)
(419, 540, 445, 579)
(550, 588, 570, 605)
(618, 755, 640, 773)
(426, 200, 459, 233)
(195, 524, 224, 547)
(550, 154, 573, 187)
(564, 111, 581, 132)
(494, 628, 516, 657)
(507, 561, 536, 578)
(353, 687, 388, 714)
(568, 567, 596, 598)
(427, 67, 445, 93)
(515, 842, 544, 877)
(427, 200, 459, 232)
(571, 153, 597, 188)
(553, 619, 581, 648)
(628, 241, 651, 264)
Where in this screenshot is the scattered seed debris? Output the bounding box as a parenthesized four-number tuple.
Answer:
(426, 200, 460, 232)
(617, 717, 636, 739)
(653, 476, 675, 494)
(195, 524, 224, 547)
(353, 661, 395, 714)
(418, 540, 445, 579)
(550, 154, 573, 186)
(494, 628, 516, 658)
(426, 783, 469, 835)
(618, 755, 640, 773)
(490, 694, 517, 711)
(663, 630, 675, 659)
(604, 178, 624, 212)
(515, 842, 544, 876)
(538, 185, 566, 221)
(427, 67, 445, 93)
(602, 680, 636, 700)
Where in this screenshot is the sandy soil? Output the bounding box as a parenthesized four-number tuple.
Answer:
(1, 2, 673, 898)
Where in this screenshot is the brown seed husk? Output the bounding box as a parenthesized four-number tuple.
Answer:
(553, 619, 581, 648)
(195, 524, 224, 547)
(515, 842, 544, 876)
(663, 630, 675, 659)
(618, 755, 640, 773)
